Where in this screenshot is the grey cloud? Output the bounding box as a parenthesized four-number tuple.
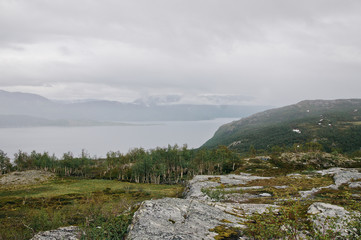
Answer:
(133, 95, 182, 105)
(199, 94, 255, 105)
(0, 0, 361, 106)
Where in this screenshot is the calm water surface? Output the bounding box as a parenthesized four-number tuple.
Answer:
(0, 118, 237, 158)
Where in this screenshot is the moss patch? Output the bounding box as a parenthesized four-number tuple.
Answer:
(207, 177, 221, 183)
(209, 225, 242, 240)
(240, 175, 334, 199)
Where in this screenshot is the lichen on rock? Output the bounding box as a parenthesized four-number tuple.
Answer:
(31, 226, 81, 240)
(126, 198, 243, 240)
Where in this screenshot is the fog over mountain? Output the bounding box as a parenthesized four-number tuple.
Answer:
(1, 1, 361, 106)
(0, 90, 269, 127)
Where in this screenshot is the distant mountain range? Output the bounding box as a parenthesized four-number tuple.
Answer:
(0, 90, 269, 127)
(203, 99, 361, 153)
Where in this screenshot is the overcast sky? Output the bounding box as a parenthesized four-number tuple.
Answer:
(0, 0, 361, 106)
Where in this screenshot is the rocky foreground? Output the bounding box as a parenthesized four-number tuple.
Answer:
(31, 168, 361, 239)
(127, 168, 361, 240)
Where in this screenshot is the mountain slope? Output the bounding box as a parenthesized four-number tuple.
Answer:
(202, 99, 361, 153)
(0, 90, 269, 124)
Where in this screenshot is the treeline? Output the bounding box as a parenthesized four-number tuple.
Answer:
(3, 142, 359, 183)
(0, 145, 242, 184)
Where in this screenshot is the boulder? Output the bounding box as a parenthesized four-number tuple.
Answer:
(308, 202, 353, 237)
(31, 226, 80, 240)
(258, 193, 272, 197)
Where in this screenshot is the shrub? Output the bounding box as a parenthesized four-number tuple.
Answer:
(81, 213, 133, 240)
(201, 188, 225, 201)
(243, 200, 309, 239)
(243, 197, 361, 239)
(209, 225, 242, 240)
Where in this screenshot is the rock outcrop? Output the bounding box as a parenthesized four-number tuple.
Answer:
(128, 168, 361, 239)
(317, 168, 361, 189)
(127, 173, 277, 239)
(183, 173, 271, 200)
(31, 226, 80, 240)
(0, 170, 55, 186)
(280, 153, 355, 169)
(308, 202, 355, 237)
(127, 198, 243, 240)
(27, 167, 361, 239)
(300, 168, 361, 198)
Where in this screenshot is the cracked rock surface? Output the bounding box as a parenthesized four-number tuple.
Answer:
(183, 173, 271, 200)
(316, 167, 361, 189)
(127, 173, 277, 239)
(126, 198, 243, 240)
(300, 168, 361, 198)
(308, 202, 354, 237)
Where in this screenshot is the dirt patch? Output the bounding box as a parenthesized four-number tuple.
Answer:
(0, 170, 55, 186)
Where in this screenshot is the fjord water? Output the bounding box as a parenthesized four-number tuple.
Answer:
(0, 118, 237, 158)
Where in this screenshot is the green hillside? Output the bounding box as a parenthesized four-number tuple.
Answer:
(202, 99, 361, 154)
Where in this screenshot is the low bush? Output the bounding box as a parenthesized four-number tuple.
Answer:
(243, 200, 309, 239)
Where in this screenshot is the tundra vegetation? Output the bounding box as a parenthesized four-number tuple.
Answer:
(203, 99, 361, 155)
(0, 175, 182, 239)
(1, 143, 361, 239)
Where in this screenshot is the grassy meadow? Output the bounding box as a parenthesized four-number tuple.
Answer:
(0, 177, 183, 239)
